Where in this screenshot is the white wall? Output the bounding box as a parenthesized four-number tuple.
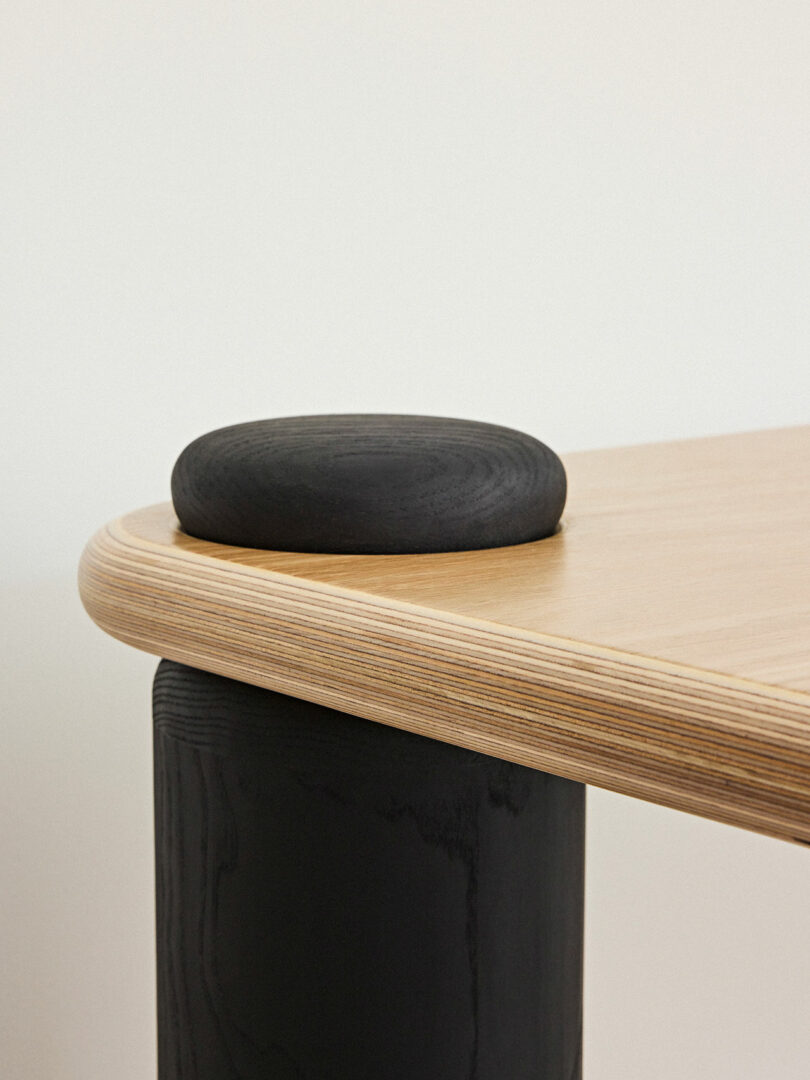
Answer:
(3, 3, 809, 1077)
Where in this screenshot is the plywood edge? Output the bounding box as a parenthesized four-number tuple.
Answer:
(79, 509, 810, 844)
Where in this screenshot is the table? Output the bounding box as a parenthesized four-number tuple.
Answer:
(79, 420, 810, 1079)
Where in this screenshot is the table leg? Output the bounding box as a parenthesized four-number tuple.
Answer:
(153, 659, 584, 1080)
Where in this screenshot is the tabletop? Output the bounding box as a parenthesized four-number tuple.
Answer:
(80, 425, 810, 843)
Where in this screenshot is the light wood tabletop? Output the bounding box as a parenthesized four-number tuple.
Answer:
(80, 425, 810, 843)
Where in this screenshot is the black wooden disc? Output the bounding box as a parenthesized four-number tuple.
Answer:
(171, 414, 566, 554)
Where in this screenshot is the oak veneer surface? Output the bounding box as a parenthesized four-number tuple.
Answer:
(80, 426, 810, 843)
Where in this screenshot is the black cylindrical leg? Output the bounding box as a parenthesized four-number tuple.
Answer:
(157, 414, 580, 1078)
(154, 660, 584, 1080)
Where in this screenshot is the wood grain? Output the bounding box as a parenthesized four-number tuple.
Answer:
(80, 426, 810, 843)
(171, 414, 566, 553)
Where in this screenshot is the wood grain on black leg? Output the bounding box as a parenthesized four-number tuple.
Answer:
(171, 414, 567, 554)
(154, 660, 584, 1080)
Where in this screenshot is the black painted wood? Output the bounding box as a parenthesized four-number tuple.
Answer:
(154, 660, 584, 1080)
(171, 414, 567, 554)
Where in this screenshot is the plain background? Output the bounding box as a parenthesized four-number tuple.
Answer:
(3, 2, 810, 1077)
